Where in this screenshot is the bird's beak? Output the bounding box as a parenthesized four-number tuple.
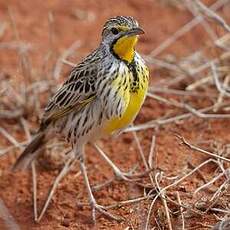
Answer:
(125, 27, 145, 37)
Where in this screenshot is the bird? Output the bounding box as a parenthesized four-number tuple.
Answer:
(13, 16, 149, 222)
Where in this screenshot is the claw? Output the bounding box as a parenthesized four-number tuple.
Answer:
(91, 202, 124, 223)
(113, 168, 140, 182)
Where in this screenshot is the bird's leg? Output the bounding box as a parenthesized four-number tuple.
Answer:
(79, 154, 123, 223)
(36, 154, 76, 222)
(94, 143, 139, 181)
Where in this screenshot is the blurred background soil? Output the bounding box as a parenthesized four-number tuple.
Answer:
(0, 0, 230, 229)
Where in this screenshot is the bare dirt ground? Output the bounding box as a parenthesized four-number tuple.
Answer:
(0, 0, 230, 229)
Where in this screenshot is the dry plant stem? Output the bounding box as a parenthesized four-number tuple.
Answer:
(132, 131, 149, 170)
(186, 68, 225, 91)
(215, 33, 230, 49)
(105, 195, 153, 209)
(126, 102, 230, 132)
(132, 131, 155, 185)
(20, 117, 31, 140)
(20, 117, 39, 221)
(210, 208, 230, 214)
(145, 158, 215, 230)
(147, 92, 182, 108)
(211, 62, 230, 97)
(210, 177, 229, 203)
(31, 162, 38, 221)
(93, 143, 138, 181)
(0, 41, 32, 51)
(149, 86, 216, 98)
(0, 198, 20, 230)
(187, 161, 207, 183)
(165, 195, 202, 216)
(203, 180, 229, 214)
(148, 134, 156, 171)
(186, 0, 217, 41)
(176, 191, 185, 230)
(48, 11, 55, 54)
(8, 7, 32, 84)
(183, 104, 230, 119)
(160, 159, 216, 195)
(92, 177, 115, 192)
(144, 55, 182, 72)
(194, 0, 230, 33)
(36, 156, 76, 222)
(7, 85, 25, 106)
(145, 190, 160, 230)
(213, 75, 230, 112)
(194, 171, 225, 194)
(62, 59, 76, 67)
(0, 109, 23, 119)
(149, 0, 229, 57)
(157, 74, 188, 88)
(155, 172, 173, 230)
(53, 41, 81, 79)
(148, 94, 229, 119)
(0, 127, 23, 150)
(0, 141, 27, 157)
(177, 135, 230, 163)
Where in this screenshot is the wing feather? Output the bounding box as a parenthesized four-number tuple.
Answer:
(40, 56, 99, 129)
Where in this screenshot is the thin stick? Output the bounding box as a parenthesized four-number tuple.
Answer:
(0, 127, 22, 150)
(143, 55, 182, 72)
(186, 0, 217, 41)
(31, 162, 38, 221)
(145, 158, 216, 229)
(210, 178, 229, 202)
(53, 41, 81, 79)
(125, 102, 230, 132)
(145, 187, 160, 230)
(36, 155, 76, 222)
(149, 86, 216, 98)
(177, 135, 230, 163)
(20, 117, 31, 140)
(194, 0, 230, 33)
(183, 104, 230, 119)
(0, 141, 28, 157)
(194, 171, 225, 194)
(132, 131, 155, 185)
(155, 173, 173, 230)
(213, 75, 230, 112)
(62, 59, 76, 67)
(147, 92, 182, 108)
(0, 109, 23, 119)
(0, 198, 20, 230)
(20, 117, 38, 221)
(106, 195, 154, 209)
(132, 131, 149, 170)
(148, 134, 156, 170)
(211, 62, 230, 97)
(149, 0, 229, 57)
(176, 191, 185, 230)
(160, 159, 217, 193)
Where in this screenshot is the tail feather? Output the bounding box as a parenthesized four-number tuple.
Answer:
(12, 132, 45, 171)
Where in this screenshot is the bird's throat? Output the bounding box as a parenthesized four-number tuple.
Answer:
(112, 35, 138, 63)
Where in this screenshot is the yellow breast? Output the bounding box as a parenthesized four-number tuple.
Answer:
(104, 65, 149, 134)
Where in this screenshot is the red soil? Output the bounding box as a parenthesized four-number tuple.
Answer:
(0, 0, 229, 229)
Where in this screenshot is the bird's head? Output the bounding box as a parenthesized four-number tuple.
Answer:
(102, 16, 144, 63)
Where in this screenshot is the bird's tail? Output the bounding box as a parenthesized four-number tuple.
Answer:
(12, 132, 46, 171)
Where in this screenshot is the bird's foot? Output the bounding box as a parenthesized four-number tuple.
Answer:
(90, 200, 124, 223)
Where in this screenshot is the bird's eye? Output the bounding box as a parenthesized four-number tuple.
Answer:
(111, 27, 119, 35)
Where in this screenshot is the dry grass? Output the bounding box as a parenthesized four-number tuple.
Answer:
(0, 0, 230, 229)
